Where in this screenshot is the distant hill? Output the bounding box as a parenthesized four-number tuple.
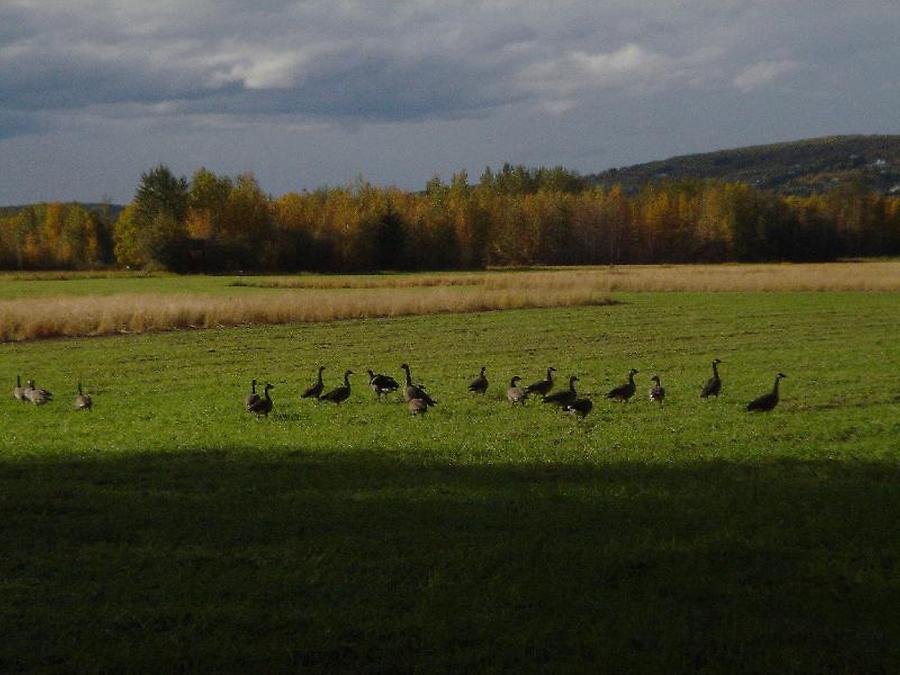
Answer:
(588, 135, 900, 195)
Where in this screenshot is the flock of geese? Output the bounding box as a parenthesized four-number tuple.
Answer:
(245, 359, 788, 419)
(12, 375, 92, 410)
(11, 360, 787, 420)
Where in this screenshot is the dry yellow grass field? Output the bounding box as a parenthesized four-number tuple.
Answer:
(234, 261, 900, 292)
(0, 261, 896, 341)
(600, 261, 900, 292)
(0, 284, 611, 341)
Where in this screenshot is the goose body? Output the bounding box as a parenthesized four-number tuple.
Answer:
(321, 370, 353, 404)
(245, 379, 261, 411)
(565, 397, 593, 418)
(401, 364, 436, 406)
(506, 376, 528, 404)
(701, 359, 723, 399)
(74, 383, 93, 411)
(367, 369, 399, 399)
(25, 379, 52, 406)
(408, 398, 429, 415)
(543, 375, 579, 406)
(301, 366, 326, 399)
(247, 383, 274, 417)
(746, 373, 786, 412)
(649, 375, 665, 404)
(13, 375, 26, 402)
(525, 367, 556, 396)
(607, 369, 638, 401)
(468, 366, 488, 395)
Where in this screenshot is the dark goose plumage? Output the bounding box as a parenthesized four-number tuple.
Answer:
(543, 375, 579, 406)
(367, 369, 399, 399)
(302, 366, 326, 399)
(321, 370, 353, 404)
(746, 373, 786, 412)
(248, 383, 274, 417)
(400, 363, 436, 406)
(525, 367, 556, 396)
(701, 359, 723, 399)
(565, 397, 593, 418)
(468, 366, 488, 395)
(606, 369, 638, 401)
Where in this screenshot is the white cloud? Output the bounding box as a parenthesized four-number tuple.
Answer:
(733, 59, 800, 92)
(519, 42, 719, 105)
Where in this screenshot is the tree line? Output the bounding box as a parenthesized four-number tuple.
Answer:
(1, 163, 898, 272)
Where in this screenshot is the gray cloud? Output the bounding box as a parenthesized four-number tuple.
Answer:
(1, 1, 899, 202)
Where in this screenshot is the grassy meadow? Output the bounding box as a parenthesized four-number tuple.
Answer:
(1, 261, 899, 342)
(1, 264, 899, 671)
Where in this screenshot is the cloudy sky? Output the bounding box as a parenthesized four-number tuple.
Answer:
(2, 0, 899, 204)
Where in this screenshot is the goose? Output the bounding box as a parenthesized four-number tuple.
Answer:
(245, 379, 261, 411)
(746, 373, 786, 412)
(543, 375, 579, 406)
(321, 370, 353, 404)
(25, 379, 53, 406)
(701, 359, 723, 399)
(247, 383, 274, 417)
(565, 397, 593, 418)
(301, 366, 326, 399)
(408, 398, 429, 415)
(525, 367, 556, 396)
(468, 366, 488, 395)
(606, 368, 638, 402)
(506, 376, 528, 404)
(367, 369, 399, 399)
(400, 364, 436, 406)
(13, 375, 27, 402)
(649, 375, 665, 404)
(74, 383, 93, 411)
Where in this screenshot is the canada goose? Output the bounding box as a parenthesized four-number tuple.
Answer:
(408, 398, 429, 415)
(649, 375, 665, 404)
(74, 383, 93, 411)
(543, 375, 579, 406)
(245, 379, 260, 411)
(367, 369, 399, 399)
(247, 383, 274, 417)
(507, 376, 528, 404)
(400, 363, 436, 406)
(701, 359, 723, 399)
(746, 373, 786, 412)
(321, 370, 353, 404)
(607, 368, 638, 402)
(525, 367, 556, 396)
(468, 366, 488, 395)
(13, 375, 26, 402)
(301, 366, 326, 399)
(25, 379, 52, 406)
(565, 397, 593, 418)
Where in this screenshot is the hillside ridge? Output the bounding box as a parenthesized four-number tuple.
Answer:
(588, 135, 900, 195)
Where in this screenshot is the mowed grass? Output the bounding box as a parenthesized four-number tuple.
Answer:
(1, 291, 899, 672)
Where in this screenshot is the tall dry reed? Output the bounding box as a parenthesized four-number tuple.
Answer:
(0, 284, 612, 342)
(599, 262, 900, 292)
(232, 262, 900, 293)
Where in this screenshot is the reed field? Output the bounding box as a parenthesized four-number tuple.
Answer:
(0, 261, 898, 342)
(1, 266, 898, 672)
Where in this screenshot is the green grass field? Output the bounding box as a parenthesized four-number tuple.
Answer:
(2, 288, 898, 671)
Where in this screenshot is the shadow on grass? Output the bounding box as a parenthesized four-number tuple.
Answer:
(1, 450, 898, 673)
